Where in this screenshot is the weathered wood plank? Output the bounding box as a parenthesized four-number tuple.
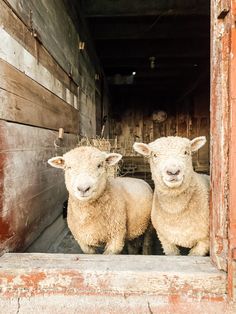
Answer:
(210, 0, 230, 271)
(79, 90, 96, 137)
(0, 254, 227, 298)
(227, 0, 236, 300)
(0, 0, 78, 97)
(5, 0, 81, 84)
(0, 121, 78, 252)
(0, 27, 77, 106)
(0, 59, 79, 133)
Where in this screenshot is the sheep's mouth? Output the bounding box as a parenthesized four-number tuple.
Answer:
(74, 191, 94, 201)
(74, 188, 98, 201)
(163, 176, 184, 188)
(75, 194, 91, 201)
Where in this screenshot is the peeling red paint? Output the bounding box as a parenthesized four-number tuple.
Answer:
(20, 272, 47, 288)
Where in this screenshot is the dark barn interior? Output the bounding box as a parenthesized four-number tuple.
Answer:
(83, 0, 210, 184)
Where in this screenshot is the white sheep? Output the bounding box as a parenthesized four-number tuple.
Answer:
(133, 136, 210, 256)
(48, 146, 153, 254)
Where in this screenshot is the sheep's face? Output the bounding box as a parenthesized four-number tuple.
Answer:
(133, 136, 206, 189)
(48, 147, 122, 202)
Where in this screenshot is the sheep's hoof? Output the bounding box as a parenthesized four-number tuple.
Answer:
(80, 245, 96, 254)
(164, 247, 180, 256)
(188, 248, 207, 256)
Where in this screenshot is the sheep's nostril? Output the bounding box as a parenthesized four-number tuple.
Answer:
(167, 170, 180, 176)
(84, 186, 91, 193)
(77, 186, 91, 193)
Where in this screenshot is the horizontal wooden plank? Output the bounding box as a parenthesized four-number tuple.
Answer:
(0, 27, 77, 106)
(0, 254, 227, 298)
(0, 0, 78, 96)
(5, 0, 81, 84)
(0, 121, 78, 252)
(0, 59, 79, 133)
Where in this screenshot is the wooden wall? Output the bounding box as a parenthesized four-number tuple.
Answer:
(0, 0, 108, 252)
(110, 89, 210, 173)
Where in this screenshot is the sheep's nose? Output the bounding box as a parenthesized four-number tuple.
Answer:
(77, 185, 91, 193)
(166, 169, 180, 176)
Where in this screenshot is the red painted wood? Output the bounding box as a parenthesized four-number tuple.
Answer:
(210, 0, 231, 271)
(228, 0, 236, 300)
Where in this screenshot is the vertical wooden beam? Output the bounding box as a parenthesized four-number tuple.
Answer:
(228, 0, 236, 300)
(210, 0, 231, 271)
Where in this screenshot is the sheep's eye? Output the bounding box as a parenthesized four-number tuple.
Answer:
(97, 163, 103, 169)
(184, 150, 189, 155)
(153, 153, 158, 158)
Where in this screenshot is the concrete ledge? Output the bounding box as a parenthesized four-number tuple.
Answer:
(0, 294, 235, 314)
(0, 254, 226, 299)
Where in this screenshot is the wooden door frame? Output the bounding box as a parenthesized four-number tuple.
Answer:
(228, 0, 236, 300)
(211, 0, 236, 299)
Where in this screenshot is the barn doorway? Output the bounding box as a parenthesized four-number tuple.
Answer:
(1, 0, 236, 309)
(26, 1, 211, 255)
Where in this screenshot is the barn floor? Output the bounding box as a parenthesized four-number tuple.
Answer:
(26, 212, 190, 256)
(26, 215, 83, 254)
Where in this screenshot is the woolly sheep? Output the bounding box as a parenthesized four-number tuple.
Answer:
(48, 146, 153, 254)
(133, 136, 210, 256)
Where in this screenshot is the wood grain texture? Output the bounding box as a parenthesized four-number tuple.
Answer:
(3, 0, 106, 138)
(4, 0, 98, 90)
(210, 0, 230, 271)
(79, 89, 96, 137)
(0, 27, 77, 106)
(110, 91, 210, 173)
(0, 120, 78, 253)
(227, 0, 236, 300)
(0, 0, 78, 96)
(0, 59, 79, 133)
(5, 0, 80, 84)
(0, 254, 227, 298)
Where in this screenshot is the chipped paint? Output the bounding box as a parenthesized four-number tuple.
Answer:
(210, 0, 231, 272)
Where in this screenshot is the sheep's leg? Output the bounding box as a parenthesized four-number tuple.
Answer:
(158, 233, 180, 255)
(78, 241, 96, 254)
(142, 223, 155, 255)
(127, 238, 142, 255)
(104, 236, 125, 255)
(189, 238, 209, 256)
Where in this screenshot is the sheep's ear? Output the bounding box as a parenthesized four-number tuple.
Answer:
(105, 153, 122, 166)
(190, 136, 207, 152)
(48, 156, 65, 169)
(133, 142, 151, 157)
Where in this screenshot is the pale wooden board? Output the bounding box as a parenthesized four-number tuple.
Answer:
(4, 0, 99, 89)
(79, 90, 96, 137)
(0, 120, 78, 252)
(3, 0, 105, 138)
(0, 0, 78, 96)
(0, 27, 77, 106)
(0, 254, 227, 298)
(0, 59, 79, 133)
(5, 0, 80, 84)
